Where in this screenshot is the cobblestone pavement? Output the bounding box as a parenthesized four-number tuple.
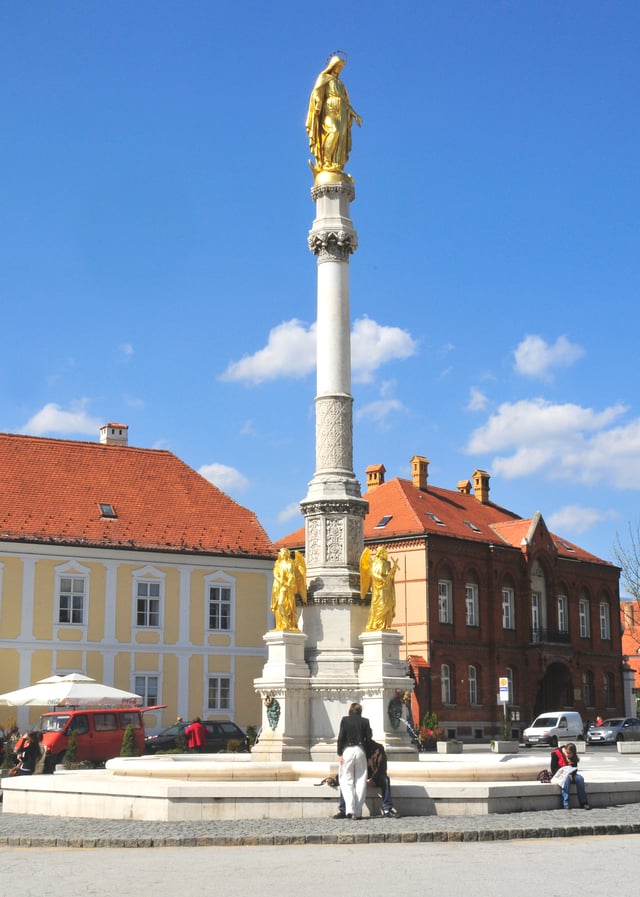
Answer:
(2, 801, 640, 848)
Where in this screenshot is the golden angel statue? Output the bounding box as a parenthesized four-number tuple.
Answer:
(271, 548, 307, 632)
(360, 546, 399, 631)
(306, 54, 362, 178)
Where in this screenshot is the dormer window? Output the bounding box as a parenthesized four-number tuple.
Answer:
(427, 512, 446, 526)
(374, 515, 393, 529)
(464, 520, 481, 534)
(99, 503, 117, 519)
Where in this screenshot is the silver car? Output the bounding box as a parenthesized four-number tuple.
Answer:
(586, 717, 640, 744)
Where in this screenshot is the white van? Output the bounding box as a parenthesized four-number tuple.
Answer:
(522, 711, 584, 747)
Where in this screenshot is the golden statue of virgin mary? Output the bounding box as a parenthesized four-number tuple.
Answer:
(306, 54, 362, 181)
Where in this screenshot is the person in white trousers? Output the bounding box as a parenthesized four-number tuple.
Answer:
(336, 702, 372, 819)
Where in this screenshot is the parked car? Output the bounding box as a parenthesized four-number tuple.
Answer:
(522, 711, 584, 747)
(586, 717, 640, 745)
(144, 720, 249, 754)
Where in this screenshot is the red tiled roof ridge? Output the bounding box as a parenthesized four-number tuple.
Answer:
(0, 432, 274, 559)
(274, 473, 607, 563)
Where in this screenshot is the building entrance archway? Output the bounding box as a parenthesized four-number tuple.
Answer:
(533, 661, 573, 716)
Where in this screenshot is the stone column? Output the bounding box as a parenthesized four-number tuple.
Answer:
(296, 177, 371, 760)
(301, 178, 369, 604)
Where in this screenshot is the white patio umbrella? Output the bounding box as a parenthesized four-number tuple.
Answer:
(0, 673, 143, 707)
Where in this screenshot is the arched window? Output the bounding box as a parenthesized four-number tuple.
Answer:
(441, 663, 452, 705)
(583, 671, 594, 708)
(599, 599, 611, 640)
(603, 672, 614, 708)
(502, 578, 515, 630)
(468, 665, 479, 705)
(557, 591, 569, 633)
(578, 591, 590, 638)
(438, 566, 453, 624)
(465, 577, 479, 628)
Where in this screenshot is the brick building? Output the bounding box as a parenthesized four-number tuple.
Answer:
(279, 455, 623, 740)
(621, 601, 640, 702)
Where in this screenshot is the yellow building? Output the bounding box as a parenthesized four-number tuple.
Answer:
(0, 425, 275, 734)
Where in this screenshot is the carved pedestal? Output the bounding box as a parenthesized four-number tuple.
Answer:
(358, 630, 417, 761)
(252, 630, 310, 762)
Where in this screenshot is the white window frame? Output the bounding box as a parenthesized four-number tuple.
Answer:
(55, 561, 90, 628)
(204, 571, 236, 633)
(133, 565, 165, 630)
(502, 587, 515, 630)
(134, 674, 159, 706)
(531, 592, 542, 641)
(579, 598, 590, 638)
(468, 665, 479, 705)
(465, 583, 479, 628)
(441, 664, 451, 705)
(599, 601, 611, 640)
(207, 674, 231, 712)
(438, 580, 452, 624)
(557, 594, 569, 633)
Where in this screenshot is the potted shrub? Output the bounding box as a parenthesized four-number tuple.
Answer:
(120, 723, 141, 757)
(417, 712, 444, 751)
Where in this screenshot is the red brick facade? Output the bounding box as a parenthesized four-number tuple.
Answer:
(279, 461, 623, 739)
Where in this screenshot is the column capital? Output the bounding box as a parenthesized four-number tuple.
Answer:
(307, 229, 358, 260)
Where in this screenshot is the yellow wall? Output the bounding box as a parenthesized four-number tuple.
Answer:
(0, 559, 22, 638)
(0, 547, 271, 733)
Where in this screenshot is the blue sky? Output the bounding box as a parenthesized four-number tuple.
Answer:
(2, 1, 639, 579)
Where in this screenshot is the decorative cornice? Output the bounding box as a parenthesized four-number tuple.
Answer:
(301, 500, 368, 519)
(311, 181, 355, 203)
(305, 595, 367, 606)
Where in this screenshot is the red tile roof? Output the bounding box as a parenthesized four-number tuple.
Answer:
(0, 433, 274, 559)
(277, 476, 608, 564)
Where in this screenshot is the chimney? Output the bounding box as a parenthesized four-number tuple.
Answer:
(365, 463, 386, 490)
(472, 469, 490, 504)
(411, 455, 429, 491)
(457, 479, 472, 495)
(100, 423, 129, 447)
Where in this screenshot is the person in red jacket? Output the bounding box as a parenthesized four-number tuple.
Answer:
(184, 717, 208, 752)
(550, 742, 590, 810)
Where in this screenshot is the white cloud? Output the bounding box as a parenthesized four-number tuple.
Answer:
(466, 398, 639, 487)
(548, 505, 618, 535)
(220, 319, 316, 385)
(277, 501, 303, 524)
(20, 401, 102, 437)
(220, 317, 417, 386)
(514, 335, 585, 379)
(466, 387, 488, 412)
(240, 420, 256, 437)
(356, 398, 407, 428)
(198, 462, 249, 494)
(351, 317, 417, 383)
(119, 343, 134, 361)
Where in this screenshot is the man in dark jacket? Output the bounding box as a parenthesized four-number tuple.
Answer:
(336, 702, 372, 819)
